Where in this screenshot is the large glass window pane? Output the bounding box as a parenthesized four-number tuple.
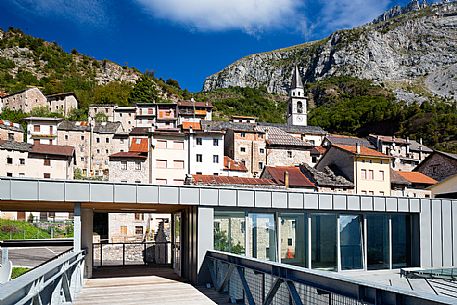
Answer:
(340, 215, 363, 270)
(367, 215, 389, 270)
(280, 213, 307, 267)
(311, 214, 337, 270)
(214, 211, 245, 255)
(247, 213, 277, 261)
(392, 214, 411, 268)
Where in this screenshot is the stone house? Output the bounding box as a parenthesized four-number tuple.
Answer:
(428, 173, 457, 198)
(257, 122, 327, 147)
(317, 144, 392, 196)
(390, 170, 436, 198)
(414, 150, 457, 182)
(24, 117, 62, 145)
(0, 87, 48, 113)
(299, 164, 355, 194)
(46, 92, 78, 116)
(113, 106, 136, 132)
(0, 119, 23, 142)
(322, 134, 375, 149)
(88, 104, 116, 122)
(109, 151, 149, 184)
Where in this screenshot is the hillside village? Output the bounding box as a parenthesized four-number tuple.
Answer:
(1, 66, 455, 241)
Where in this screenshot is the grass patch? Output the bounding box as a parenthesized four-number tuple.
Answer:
(11, 267, 30, 279)
(0, 219, 51, 240)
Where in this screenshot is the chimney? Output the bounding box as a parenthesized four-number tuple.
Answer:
(356, 143, 361, 154)
(284, 171, 290, 188)
(420, 138, 423, 145)
(406, 136, 410, 143)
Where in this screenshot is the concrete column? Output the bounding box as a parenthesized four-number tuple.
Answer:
(197, 207, 214, 273)
(74, 203, 81, 252)
(81, 208, 94, 278)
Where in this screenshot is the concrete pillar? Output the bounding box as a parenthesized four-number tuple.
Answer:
(82, 207, 94, 278)
(74, 203, 81, 252)
(197, 207, 214, 273)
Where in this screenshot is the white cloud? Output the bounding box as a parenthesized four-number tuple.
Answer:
(10, 0, 109, 26)
(135, 0, 305, 34)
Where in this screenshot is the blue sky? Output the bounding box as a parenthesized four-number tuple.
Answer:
(0, 0, 412, 92)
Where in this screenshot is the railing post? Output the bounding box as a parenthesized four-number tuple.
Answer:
(1, 247, 8, 266)
(123, 243, 126, 266)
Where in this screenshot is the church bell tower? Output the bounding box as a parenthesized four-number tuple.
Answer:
(287, 66, 307, 126)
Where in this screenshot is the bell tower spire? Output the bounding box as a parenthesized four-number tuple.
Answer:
(287, 66, 307, 126)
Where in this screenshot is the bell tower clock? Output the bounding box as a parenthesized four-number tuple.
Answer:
(287, 66, 307, 126)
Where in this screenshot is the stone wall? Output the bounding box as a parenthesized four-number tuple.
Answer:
(267, 148, 311, 167)
(109, 158, 149, 183)
(2, 88, 47, 113)
(415, 153, 457, 182)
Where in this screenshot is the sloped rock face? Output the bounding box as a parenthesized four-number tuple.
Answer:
(203, 1, 457, 99)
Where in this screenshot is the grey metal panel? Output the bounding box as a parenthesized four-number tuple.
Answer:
(158, 186, 179, 204)
(238, 190, 254, 207)
(319, 194, 332, 210)
(255, 191, 271, 208)
(420, 199, 432, 268)
(386, 197, 397, 212)
(272, 192, 287, 209)
(453, 201, 457, 266)
(39, 181, 64, 201)
(200, 188, 218, 206)
(442, 200, 453, 267)
(398, 198, 409, 212)
(0, 179, 11, 200)
(361, 196, 373, 211)
(11, 180, 38, 201)
(180, 187, 200, 205)
(373, 197, 385, 212)
(90, 183, 114, 203)
(219, 189, 237, 207)
(114, 184, 137, 203)
(288, 193, 303, 209)
(409, 199, 420, 213)
(65, 182, 90, 202)
(304, 193, 318, 209)
(431, 200, 443, 267)
(347, 195, 360, 211)
(333, 195, 346, 210)
(137, 185, 159, 203)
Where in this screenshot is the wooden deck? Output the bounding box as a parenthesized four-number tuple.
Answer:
(73, 266, 231, 305)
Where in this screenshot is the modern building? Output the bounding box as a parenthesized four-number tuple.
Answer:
(24, 117, 62, 145)
(0, 119, 23, 142)
(414, 150, 457, 182)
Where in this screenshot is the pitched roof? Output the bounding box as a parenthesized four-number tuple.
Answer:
(182, 121, 202, 131)
(257, 122, 327, 135)
(396, 171, 437, 185)
(299, 164, 354, 188)
(177, 100, 212, 108)
(369, 134, 409, 145)
(201, 120, 259, 133)
(409, 140, 433, 153)
(437, 150, 457, 161)
(224, 156, 248, 172)
(190, 175, 276, 186)
(57, 121, 122, 134)
(390, 169, 411, 186)
(109, 152, 147, 160)
(311, 146, 327, 155)
(291, 66, 304, 89)
(30, 143, 75, 157)
(0, 140, 31, 152)
(333, 144, 391, 158)
(325, 134, 375, 148)
(263, 166, 315, 188)
(129, 138, 149, 153)
(0, 119, 24, 132)
(24, 117, 63, 122)
(46, 92, 77, 99)
(257, 126, 312, 147)
(130, 127, 150, 135)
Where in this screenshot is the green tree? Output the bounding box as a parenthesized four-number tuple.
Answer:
(128, 75, 159, 104)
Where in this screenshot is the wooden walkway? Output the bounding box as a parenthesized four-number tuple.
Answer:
(73, 266, 231, 305)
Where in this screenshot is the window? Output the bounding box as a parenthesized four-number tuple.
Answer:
(135, 226, 144, 235)
(34, 139, 40, 145)
(6, 173, 12, 177)
(135, 213, 144, 221)
(196, 138, 202, 145)
(248, 213, 277, 261)
(120, 226, 127, 235)
(157, 160, 167, 168)
(213, 139, 219, 146)
(240, 147, 246, 153)
(196, 154, 203, 162)
(44, 159, 51, 166)
(19, 158, 25, 165)
(259, 148, 265, 154)
(297, 101, 303, 114)
(135, 161, 141, 170)
(105, 149, 109, 154)
(361, 169, 367, 180)
(135, 180, 141, 183)
(368, 170, 374, 180)
(380, 191, 385, 196)
(311, 214, 337, 270)
(258, 162, 264, 170)
(121, 161, 127, 170)
(173, 179, 184, 185)
(369, 191, 375, 195)
(156, 140, 167, 149)
(156, 178, 167, 185)
(213, 155, 219, 163)
(379, 170, 385, 181)
(96, 149, 100, 154)
(367, 215, 390, 270)
(49, 139, 53, 145)
(8, 133, 14, 141)
(80, 157, 84, 162)
(340, 215, 363, 270)
(106, 138, 109, 143)
(19, 173, 24, 176)
(312, 156, 318, 163)
(81, 135, 85, 141)
(44, 173, 51, 179)
(7, 157, 12, 164)
(287, 151, 293, 158)
(173, 160, 184, 169)
(50, 126, 53, 134)
(96, 138, 100, 143)
(65, 134, 69, 140)
(173, 141, 184, 150)
(240, 132, 246, 138)
(34, 125, 40, 132)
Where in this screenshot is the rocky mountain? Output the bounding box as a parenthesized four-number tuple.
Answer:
(203, 0, 457, 100)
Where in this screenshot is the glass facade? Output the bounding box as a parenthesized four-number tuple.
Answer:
(213, 211, 413, 271)
(280, 213, 308, 267)
(340, 215, 363, 270)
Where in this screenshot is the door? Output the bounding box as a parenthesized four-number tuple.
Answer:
(173, 212, 182, 276)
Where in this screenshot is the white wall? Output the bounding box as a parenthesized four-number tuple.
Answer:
(189, 133, 224, 175)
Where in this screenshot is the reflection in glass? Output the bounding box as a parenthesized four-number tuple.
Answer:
(392, 214, 411, 268)
(340, 215, 363, 270)
(367, 215, 389, 270)
(311, 214, 337, 270)
(214, 212, 245, 255)
(280, 213, 307, 267)
(248, 213, 277, 261)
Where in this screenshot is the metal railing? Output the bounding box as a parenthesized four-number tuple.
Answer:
(92, 242, 172, 267)
(203, 250, 453, 305)
(0, 250, 85, 305)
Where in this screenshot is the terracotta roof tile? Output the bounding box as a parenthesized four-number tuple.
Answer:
(333, 144, 391, 158)
(30, 143, 74, 157)
(311, 146, 327, 155)
(130, 138, 149, 153)
(264, 166, 315, 188)
(396, 171, 437, 185)
(224, 156, 248, 172)
(109, 152, 147, 160)
(191, 175, 275, 186)
(182, 121, 202, 131)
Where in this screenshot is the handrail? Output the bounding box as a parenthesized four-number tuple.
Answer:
(0, 238, 73, 247)
(204, 250, 453, 305)
(0, 250, 85, 305)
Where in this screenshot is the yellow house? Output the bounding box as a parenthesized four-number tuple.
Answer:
(316, 144, 392, 196)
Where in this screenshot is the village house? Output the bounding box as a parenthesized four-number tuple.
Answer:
(113, 106, 136, 132)
(260, 166, 316, 192)
(177, 99, 212, 124)
(316, 144, 392, 196)
(46, 92, 78, 116)
(24, 117, 62, 145)
(322, 134, 375, 149)
(428, 173, 457, 199)
(222, 156, 249, 177)
(135, 103, 156, 129)
(390, 170, 436, 198)
(109, 150, 149, 184)
(0, 119, 23, 142)
(258, 122, 327, 147)
(0, 87, 48, 113)
(413, 150, 457, 182)
(299, 164, 355, 193)
(88, 104, 116, 122)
